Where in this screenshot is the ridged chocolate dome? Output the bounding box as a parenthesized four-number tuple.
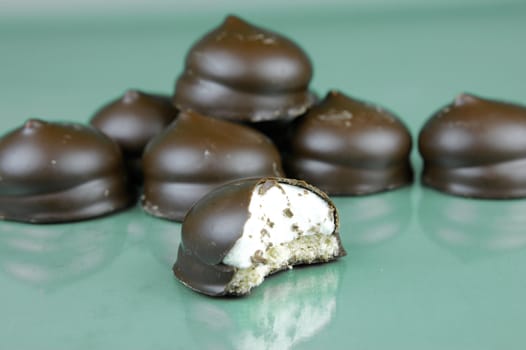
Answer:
(174, 15, 315, 122)
(0, 119, 133, 223)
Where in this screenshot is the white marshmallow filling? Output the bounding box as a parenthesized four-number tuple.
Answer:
(222, 182, 340, 295)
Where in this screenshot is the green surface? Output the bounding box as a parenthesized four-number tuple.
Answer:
(1, 5, 526, 349)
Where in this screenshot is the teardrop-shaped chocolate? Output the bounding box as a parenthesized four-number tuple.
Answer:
(90, 89, 177, 181)
(142, 111, 284, 221)
(173, 177, 345, 296)
(0, 119, 133, 223)
(285, 90, 413, 195)
(419, 93, 526, 198)
(174, 15, 315, 122)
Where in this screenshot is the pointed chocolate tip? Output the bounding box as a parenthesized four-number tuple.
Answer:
(123, 89, 141, 104)
(326, 89, 348, 102)
(222, 15, 253, 30)
(328, 90, 342, 98)
(224, 15, 244, 24)
(325, 89, 353, 104)
(454, 93, 478, 106)
(24, 119, 44, 129)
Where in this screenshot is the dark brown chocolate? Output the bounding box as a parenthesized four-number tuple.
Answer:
(419, 93, 526, 198)
(0, 119, 133, 223)
(90, 89, 177, 181)
(174, 15, 315, 122)
(284, 90, 413, 195)
(173, 177, 345, 297)
(246, 91, 319, 150)
(141, 111, 284, 222)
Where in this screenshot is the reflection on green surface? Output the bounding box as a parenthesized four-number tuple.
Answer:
(145, 215, 182, 267)
(333, 188, 412, 247)
(184, 262, 342, 350)
(0, 211, 129, 289)
(1, 5, 526, 349)
(418, 188, 526, 260)
(144, 206, 344, 350)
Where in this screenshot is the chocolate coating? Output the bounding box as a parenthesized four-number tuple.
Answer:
(142, 111, 284, 221)
(247, 91, 319, 150)
(419, 93, 526, 198)
(284, 90, 413, 195)
(173, 177, 345, 296)
(174, 15, 315, 122)
(0, 119, 133, 223)
(90, 89, 177, 181)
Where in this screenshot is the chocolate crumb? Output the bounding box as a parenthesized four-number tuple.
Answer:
(283, 208, 294, 218)
(291, 223, 303, 235)
(258, 179, 277, 195)
(251, 250, 267, 264)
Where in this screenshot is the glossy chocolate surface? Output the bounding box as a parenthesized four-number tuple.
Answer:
(173, 177, 344, 296)
(0, 119, 133, 223)
(174, 15, 315, 122)
(285, 90, 413, 195)
(247, 91, 319, 150)
(142, 111, 284, 222)
(419, 93, 526, 198)
(90, 90, 177, 181)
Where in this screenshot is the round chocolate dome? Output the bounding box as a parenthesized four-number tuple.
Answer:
(142, 110, 284, 221)
(0, 119, 133, 223)
(419, 93, 526, 198)
(174, 15, 315, 122)
(90, 89, 177, 181)
(285, 90, 413, 195)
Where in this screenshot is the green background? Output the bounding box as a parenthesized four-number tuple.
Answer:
(1, 2, 526, 349)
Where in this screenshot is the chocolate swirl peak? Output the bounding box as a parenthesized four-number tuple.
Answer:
(0, 119, 133, 223)
(419, 93, 526, 198)
(285, 90, 413, 195)
(90, 89, 177, 181)
(142, 111, 284, 221)
(174, 15, 315, 122)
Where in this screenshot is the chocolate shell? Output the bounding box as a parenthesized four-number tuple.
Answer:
(173, 177, 346, 297)
(419, 93, 526, 198)
(141, 111, 284, 222)
(246, 90, 319, 149)
(0, 119, 133, 223)
(90, 89, 177, 181)
(284, 90, 413, 195)
(173, 15, 315, 122)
